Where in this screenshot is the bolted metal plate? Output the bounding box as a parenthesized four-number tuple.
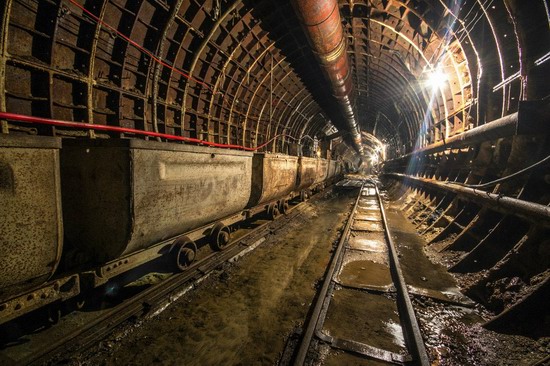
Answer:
(62, 139, 253, 262)
(336, 252, 392, 290)
(348, 235, 387, 252)
(248, 153, 298, 207)
(323, 288, 407, 354)
(354, 213, 382, 221)
(0, 135, 63, 301)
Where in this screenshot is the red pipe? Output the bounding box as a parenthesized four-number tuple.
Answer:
(291, 0, 363, 154)
(0, 112, 293, 152)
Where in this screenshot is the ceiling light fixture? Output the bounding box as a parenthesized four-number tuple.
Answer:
(426, 66, 448, 89)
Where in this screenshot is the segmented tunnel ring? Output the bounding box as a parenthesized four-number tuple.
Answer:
(0, 0, 548, 362)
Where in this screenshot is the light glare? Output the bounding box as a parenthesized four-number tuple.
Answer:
(427, 68, 447, 89)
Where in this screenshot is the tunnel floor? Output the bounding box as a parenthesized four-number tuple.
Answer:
(73, 187, 548, 366)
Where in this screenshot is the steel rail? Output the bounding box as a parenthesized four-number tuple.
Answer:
(292, 179, 429, 365)
(292, 181, 364, 365)
(374, 183, 430, 366)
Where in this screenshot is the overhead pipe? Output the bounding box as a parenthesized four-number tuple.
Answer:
(291, 0, 363, 155)
(384, 173, 550, 227)
(384, 100, 550, 164)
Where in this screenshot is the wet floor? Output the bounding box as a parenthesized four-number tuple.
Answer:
(383, 191, 549, 365)
(79, 190, 356, 366)
(385, 201, 466, 299)
(323, 289, 405, 354)
(56, 183, 550, 365)
(305, 186, 411, 365)
(322, 349, 393, 366)
(337, 258, 393, 289)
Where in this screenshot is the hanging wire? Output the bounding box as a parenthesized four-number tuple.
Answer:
(449, 154, 550, 189)
(67, 0, 212, 90)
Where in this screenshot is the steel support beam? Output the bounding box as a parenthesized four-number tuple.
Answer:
(385, 100, 550, 163)
(384, 173, 550, 227)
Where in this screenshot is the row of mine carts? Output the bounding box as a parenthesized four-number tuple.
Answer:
(0, 135, 344, 325)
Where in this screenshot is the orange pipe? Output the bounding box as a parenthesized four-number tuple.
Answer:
(291, 0, 363, 154)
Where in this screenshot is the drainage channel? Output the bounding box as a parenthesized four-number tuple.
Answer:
(290, 179, 430, 366)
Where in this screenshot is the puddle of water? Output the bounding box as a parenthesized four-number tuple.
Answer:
(407, 285, 475, 306)
(418, 304, 485, 349)
(361, 188, 376, 196)
(354, 213, 381, 221)
(353, 221, 384, 232)
(441, 288, 476, 305)
(337, 258, 392, 289)
(323, 288, 406, 354)
(80, 191, 357, 366)
(322, 348, 393, 365)
(357, 206, 380, 214)
(385, 207, 458, 291)
(384, 320, 406, 348)
(347, 236, 387, 252)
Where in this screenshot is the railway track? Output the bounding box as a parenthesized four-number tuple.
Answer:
(290, 179, 430, 366)
(1, 189, 329, 366)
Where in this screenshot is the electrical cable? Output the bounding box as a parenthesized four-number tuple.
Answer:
(0, 112, 296, 152)
(67, 0, 211, 90)
(449, 154, 550, 189)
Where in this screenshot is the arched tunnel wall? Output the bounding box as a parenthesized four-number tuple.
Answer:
(0, 0, 549, 336)
(1, 1, 548, 154)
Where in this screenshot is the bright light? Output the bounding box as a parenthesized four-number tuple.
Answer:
(426, 67, 448, 89)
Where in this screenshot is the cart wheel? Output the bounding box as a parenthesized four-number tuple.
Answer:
(268, 203, 280, 220)
(172, 236, 197, 271)
(279, 199, 289, 214)
(209, 223, 231, 251)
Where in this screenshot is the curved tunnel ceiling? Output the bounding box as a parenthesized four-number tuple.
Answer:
(0, 0, 548, 159)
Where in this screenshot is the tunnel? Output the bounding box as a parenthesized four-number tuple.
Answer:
(0, 0, 549, 365)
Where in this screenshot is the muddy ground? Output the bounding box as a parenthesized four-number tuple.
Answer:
(56, 186, 549, 366)
(385, 193, 549, 366)
(72, 190, 355, 366)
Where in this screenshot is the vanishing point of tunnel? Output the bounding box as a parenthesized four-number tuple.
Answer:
(0, 0, 549, 365)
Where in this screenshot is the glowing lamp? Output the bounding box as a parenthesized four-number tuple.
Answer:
(427, 67, 447, 89)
